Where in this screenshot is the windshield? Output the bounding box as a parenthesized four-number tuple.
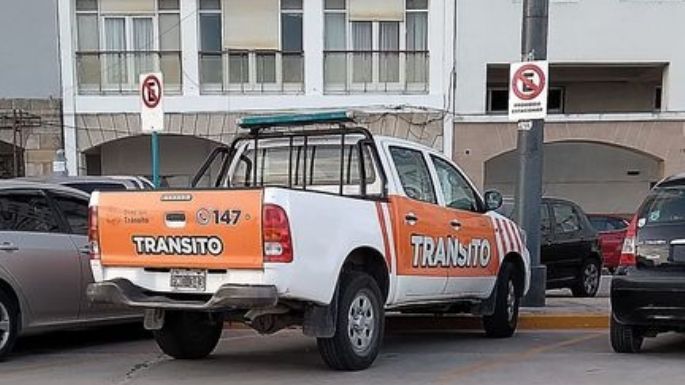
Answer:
(638, 186, 685, 225)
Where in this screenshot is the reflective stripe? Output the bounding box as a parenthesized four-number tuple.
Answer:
(375, 202, 392, 270)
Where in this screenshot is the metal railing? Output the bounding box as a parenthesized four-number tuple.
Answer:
(323, 50, 429, 94)
(76, 51, 182, 95)
(199, 50, 304, 94)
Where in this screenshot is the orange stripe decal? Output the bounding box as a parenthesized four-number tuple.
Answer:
(375, 202, 392, 270)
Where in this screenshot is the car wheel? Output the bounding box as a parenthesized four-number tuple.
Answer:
(153, 311, 223, 359)
(610, 315, 643, 353)
(483, 262, 521, 338)
(0, 289, 18, 361)
(572, 258, 601, 297)
(317, 272, 384, 371)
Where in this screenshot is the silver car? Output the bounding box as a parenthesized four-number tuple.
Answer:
(0, 181, 139, 359)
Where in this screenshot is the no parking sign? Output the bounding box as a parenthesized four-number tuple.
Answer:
(508, 61, 549, 121)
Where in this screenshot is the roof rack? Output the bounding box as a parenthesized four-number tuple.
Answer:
(237, 111, 354, 130)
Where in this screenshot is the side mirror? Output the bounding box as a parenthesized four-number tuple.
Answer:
(484, 190, 503, 211)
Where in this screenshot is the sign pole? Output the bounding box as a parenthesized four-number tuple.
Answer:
(517, 0, 549, 307)
(151, 131, 160, 188)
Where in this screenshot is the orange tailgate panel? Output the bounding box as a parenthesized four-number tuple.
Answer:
(97, 189, 264, 270)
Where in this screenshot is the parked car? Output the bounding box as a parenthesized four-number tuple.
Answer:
(0, 181, 140, 360)
(588, 214, 629, 273)
(611, 173, 685, 353)
(19, 176, 153, 194)
(499, 197, 603, 297)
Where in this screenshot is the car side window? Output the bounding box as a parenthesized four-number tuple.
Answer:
(389, 147, 436, 204)
(541, 205, 552, 234)
(0, 192, 60, 233)
(552, 204, 581, 234)
(430, 155, 479, 212)
(52, 194, 88, 236)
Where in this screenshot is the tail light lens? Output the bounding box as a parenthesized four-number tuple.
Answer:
(619, 215, 638, 267)
(88, 205, 101, 260)
(262, 204, 293, 263)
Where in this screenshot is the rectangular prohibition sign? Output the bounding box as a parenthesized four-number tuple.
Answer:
(140, 72, 164, 133)
(508, 61, 549, 121)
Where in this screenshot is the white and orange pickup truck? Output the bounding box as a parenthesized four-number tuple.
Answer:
(87, 111, 530, 370)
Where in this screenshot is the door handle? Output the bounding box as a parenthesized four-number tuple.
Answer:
(0, 242, 18, 252)
(450, 219, 462, 230)
(78, 245, 91, 255)
(404, 213, 418, 225)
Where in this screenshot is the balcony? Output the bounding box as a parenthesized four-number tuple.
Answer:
(199, 50, 304, 94)
(323, 50, 429, 94)
(76, 51, 182, 95)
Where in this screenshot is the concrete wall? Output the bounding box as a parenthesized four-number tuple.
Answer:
(0, 0, 60, 98)
(456, 0, 685, 114)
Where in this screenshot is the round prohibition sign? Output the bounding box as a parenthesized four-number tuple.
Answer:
(141, 74, 163, 109)
(512, 64, 546, 101)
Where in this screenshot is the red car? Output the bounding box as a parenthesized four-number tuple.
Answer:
(588, 214, 630, 273)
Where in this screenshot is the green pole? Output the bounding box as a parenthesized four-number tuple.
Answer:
(151, 132, 160, 188)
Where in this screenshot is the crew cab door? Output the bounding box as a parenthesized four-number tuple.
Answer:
(386, 145, 448, 299)
(428, 155, 499, 298)
(549, 202, 586, 282)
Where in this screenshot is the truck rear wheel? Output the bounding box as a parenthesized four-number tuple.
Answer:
(153, 311, 223, 359)
(0, 289, 18, 361)
(610, 315, 643, 353)
(317, 272, 384, 371)
(482, 262, 520, 338)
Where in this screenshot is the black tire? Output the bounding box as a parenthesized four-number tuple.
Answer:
(0, 289, 19, 361)
(483, 262, 521, 338)
(317, 272, 384, 371)
(153, 311, 223, 359)
(572, 258, 601, 298)
(610, 315, 643, 353)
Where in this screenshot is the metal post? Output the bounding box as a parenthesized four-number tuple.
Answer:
(12, 109, 19, 178)
(517, 0, 549, 307)
(151, 132, 160, 188)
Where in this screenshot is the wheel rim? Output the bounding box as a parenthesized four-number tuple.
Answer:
(347, 291, 375, 355)
(506, 280, 516, 323)
(0, 301, 10, 351)
(584, 263, 599, 294)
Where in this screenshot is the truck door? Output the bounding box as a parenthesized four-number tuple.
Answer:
(386, 146, 448, 299)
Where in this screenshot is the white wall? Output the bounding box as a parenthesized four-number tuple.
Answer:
(456, 0, 685, 114)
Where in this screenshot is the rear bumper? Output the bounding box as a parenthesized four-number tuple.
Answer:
(87, 279, 278, 311)
(611, 268, 685, 327)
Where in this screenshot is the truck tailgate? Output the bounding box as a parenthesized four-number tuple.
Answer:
(96, 189, 264, 270)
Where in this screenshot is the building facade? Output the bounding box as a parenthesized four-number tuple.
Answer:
(55, 0, 685, 213)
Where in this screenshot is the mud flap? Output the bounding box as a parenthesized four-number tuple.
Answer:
(303, 286, 339, 338)
(472, 282, 498, 316)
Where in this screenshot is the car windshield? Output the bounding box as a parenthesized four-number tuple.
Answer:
(639, 186, 685, 224)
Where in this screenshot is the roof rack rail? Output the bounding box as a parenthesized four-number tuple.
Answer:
(237, 111, 354, 130)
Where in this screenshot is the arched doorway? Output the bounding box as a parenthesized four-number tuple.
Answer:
(83, 135, 223, 188)
(484, 141, 664, 214)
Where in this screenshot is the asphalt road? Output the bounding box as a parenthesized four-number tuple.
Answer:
(3, 324, 685, 385)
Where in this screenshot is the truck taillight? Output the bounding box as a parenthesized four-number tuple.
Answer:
(262, 204, 293, 263)
(619, 215, 638, 267)
(88, 205, 101, 260)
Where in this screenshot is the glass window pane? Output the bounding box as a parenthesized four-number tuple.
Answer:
(200, 53, 223, 84)
(325, 0, 346, 10)
(158, 0, 179, 10)
(159, 14, 181, 51)
(281, 0, 302, 10)
(379, 22, 399, 83)
(431, 156, 478, 211)
(324, 13, 346, 50)
(324, 53, 346, 84)
(406, 0, 428, 10)
(53, 195, 88, 235)
(228, 53, 249, 83)
(281, 14, 303, 52)
(282, 54, 303, 83)
(132, 18, 155, 79)
(76, 0, 98, 11)
(104, 18, 127, 85)
(77, 15, 99, 51)
(160, 52, 181, 89)
(541, 205, 551, 233)
(406, 13, 427, 51)
(389, 147, 436, 204)
(352, 22, 372, 83)
(199, 0, 221, 10)
(200, 14, 222, 51)
(256, 53, 276, 83)
(0, 194, 60, 233)
(553, 204, 581, 233)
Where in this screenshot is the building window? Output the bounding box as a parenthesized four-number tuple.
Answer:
(324, 0, 429, 94)
(487, 87, 565, 114)
(198, 0, 304, 94)
(75, 0, 182, 94)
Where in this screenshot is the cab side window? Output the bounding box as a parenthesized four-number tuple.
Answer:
(552, 203, 581, 233)
(389, 147, 436, 204)
(52, 194, 89, 236)
(541, 204, 552, 234)
(0, 192, 60, 233)
(431, 156, 479, 212)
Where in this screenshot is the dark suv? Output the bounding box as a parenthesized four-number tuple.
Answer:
(611, 174, 685, 353)
(500, 197, 603, 297)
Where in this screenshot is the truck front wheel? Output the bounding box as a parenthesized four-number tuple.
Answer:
(153, 311, 224, 359)
(317, 272, 384, 371)
(482, 262, 521, 338)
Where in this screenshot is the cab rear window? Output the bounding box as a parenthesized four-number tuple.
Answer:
(639, 187, 685, 224)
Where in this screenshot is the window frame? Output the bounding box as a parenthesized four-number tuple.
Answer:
(428, 153, 484, 213)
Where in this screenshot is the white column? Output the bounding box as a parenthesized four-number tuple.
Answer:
(58, 0, 78, 175)
(181, 0, 200, 96)
(303, 0, 324, 95)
